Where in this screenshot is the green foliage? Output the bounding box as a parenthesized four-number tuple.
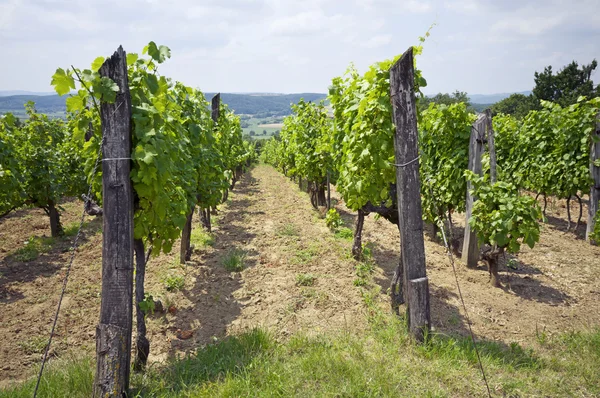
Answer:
(328, 40, 427, 211)
(491, 93, 539, 119)
(0, 105, 85, 231)
(533, 59, 600, 107)
(222, 249, 246, 272)
(261, 100, 332, 195)
(419, 90, 473, 113)
(324, 208, 343, 230)
(466, 171, 542, 253)
(494, 97, 599, 200)
(419, 102, 476, 223)
(163, 274, 185, 292)
(52, 42, 253, 256)
(295, 273, 316, 287)
(139, 293, 156, 315)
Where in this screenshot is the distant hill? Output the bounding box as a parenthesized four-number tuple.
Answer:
(468, 91, 531, 104)
(0, 94, 67, 118)
(206, 93, 327, 117)
(0, 90, 56, 97)
(0, 92, 328, 118)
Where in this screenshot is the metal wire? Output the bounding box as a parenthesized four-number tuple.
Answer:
(33, 135, 105, 398)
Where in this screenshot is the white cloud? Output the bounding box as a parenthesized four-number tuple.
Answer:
(0, 0, 598, 95)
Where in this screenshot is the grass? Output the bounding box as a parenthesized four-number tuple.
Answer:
(276, 223, 300, 237)
(190, 228, 215, 249)
(12, 236, 55, 262)
(222, 249, 246, 272)
(295, 273, 316, 287)
(17, 335, 48, 355)
(292, 245, 320, 264)
(3, 315, 599, 397)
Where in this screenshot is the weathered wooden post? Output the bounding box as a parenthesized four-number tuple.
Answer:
(95, 46, 134, 397)
(462, 113, 487, 268)
(389, 47, 430, 342)
(327, 170, 331, 210)
(485, 109, 497, 183)
(587, 113, 600, 243)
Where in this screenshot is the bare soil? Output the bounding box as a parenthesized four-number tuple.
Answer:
(1, 164, 599, 388)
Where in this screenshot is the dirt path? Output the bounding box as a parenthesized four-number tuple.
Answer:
(1, 164, 599, 387)
(0, 165, 367, 386)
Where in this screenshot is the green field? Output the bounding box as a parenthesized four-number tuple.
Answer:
(241, 116, 283, 139)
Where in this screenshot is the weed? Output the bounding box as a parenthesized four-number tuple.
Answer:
(277, 223, 299, 237)
(13, 236, 54, 262)
(325, 208, 343, 230)
(163, 274, 185, 292)
(296, 273, 316, 287)
(292, 245, 320, 264)
(334, 227, 353, 240)
(139, 293, 156, 315)
(222, 249, 246, 272)
(355, 262, 374, 279)
(353, 278, 367, 287)
(18, 335, 48, 355)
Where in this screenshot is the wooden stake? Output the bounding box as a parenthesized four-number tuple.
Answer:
(485, 109, 497, 183)
(587, 112, 600, 243)
(390, 47, 430, 342)
(95, 46, 134, 398)
(463, 114, 486, 269)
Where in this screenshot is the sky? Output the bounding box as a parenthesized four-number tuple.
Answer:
(1, 0, 599, 95)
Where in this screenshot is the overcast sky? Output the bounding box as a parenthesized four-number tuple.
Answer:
(1, 0, 599, 95)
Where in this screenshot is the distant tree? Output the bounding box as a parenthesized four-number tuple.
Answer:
(263, 129, 267, 136)
(533, 60, 600, 106)
(491, 93, 539, 119)
(419, 90, 473, 112)
(249, 130, 256, 136)
(240, 121, 250, 128)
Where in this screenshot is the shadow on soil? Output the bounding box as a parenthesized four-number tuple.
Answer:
(543, 214, 587, 240)
(0, 216, 102, 305)
(166, 171, 261, 357)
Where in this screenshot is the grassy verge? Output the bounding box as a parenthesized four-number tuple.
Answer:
(3, 303, 599, 397)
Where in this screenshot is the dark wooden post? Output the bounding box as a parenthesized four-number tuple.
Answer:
(180, 205, 194, 264)
(327, 170, 331, 210)
(485, 109, 497, 183)
(462, 114, 486, 269)
(587, 113, 600, 243)
(389, 47, 430, 342)
(95, 46, 134, 398)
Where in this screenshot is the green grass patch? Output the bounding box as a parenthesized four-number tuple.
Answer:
(222, 249, 246, 272)
(295, 273, 316, 287)
(62, 221, 84, 237)
(12, 236, 55, 262)
(190, 228, 215, 248)
(292, 245, 320, 264)
(276, 223, 300, 237)
(334, 227, 353, 240)
(17, 335, 48, 355)
(4, 320, 600, 397)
